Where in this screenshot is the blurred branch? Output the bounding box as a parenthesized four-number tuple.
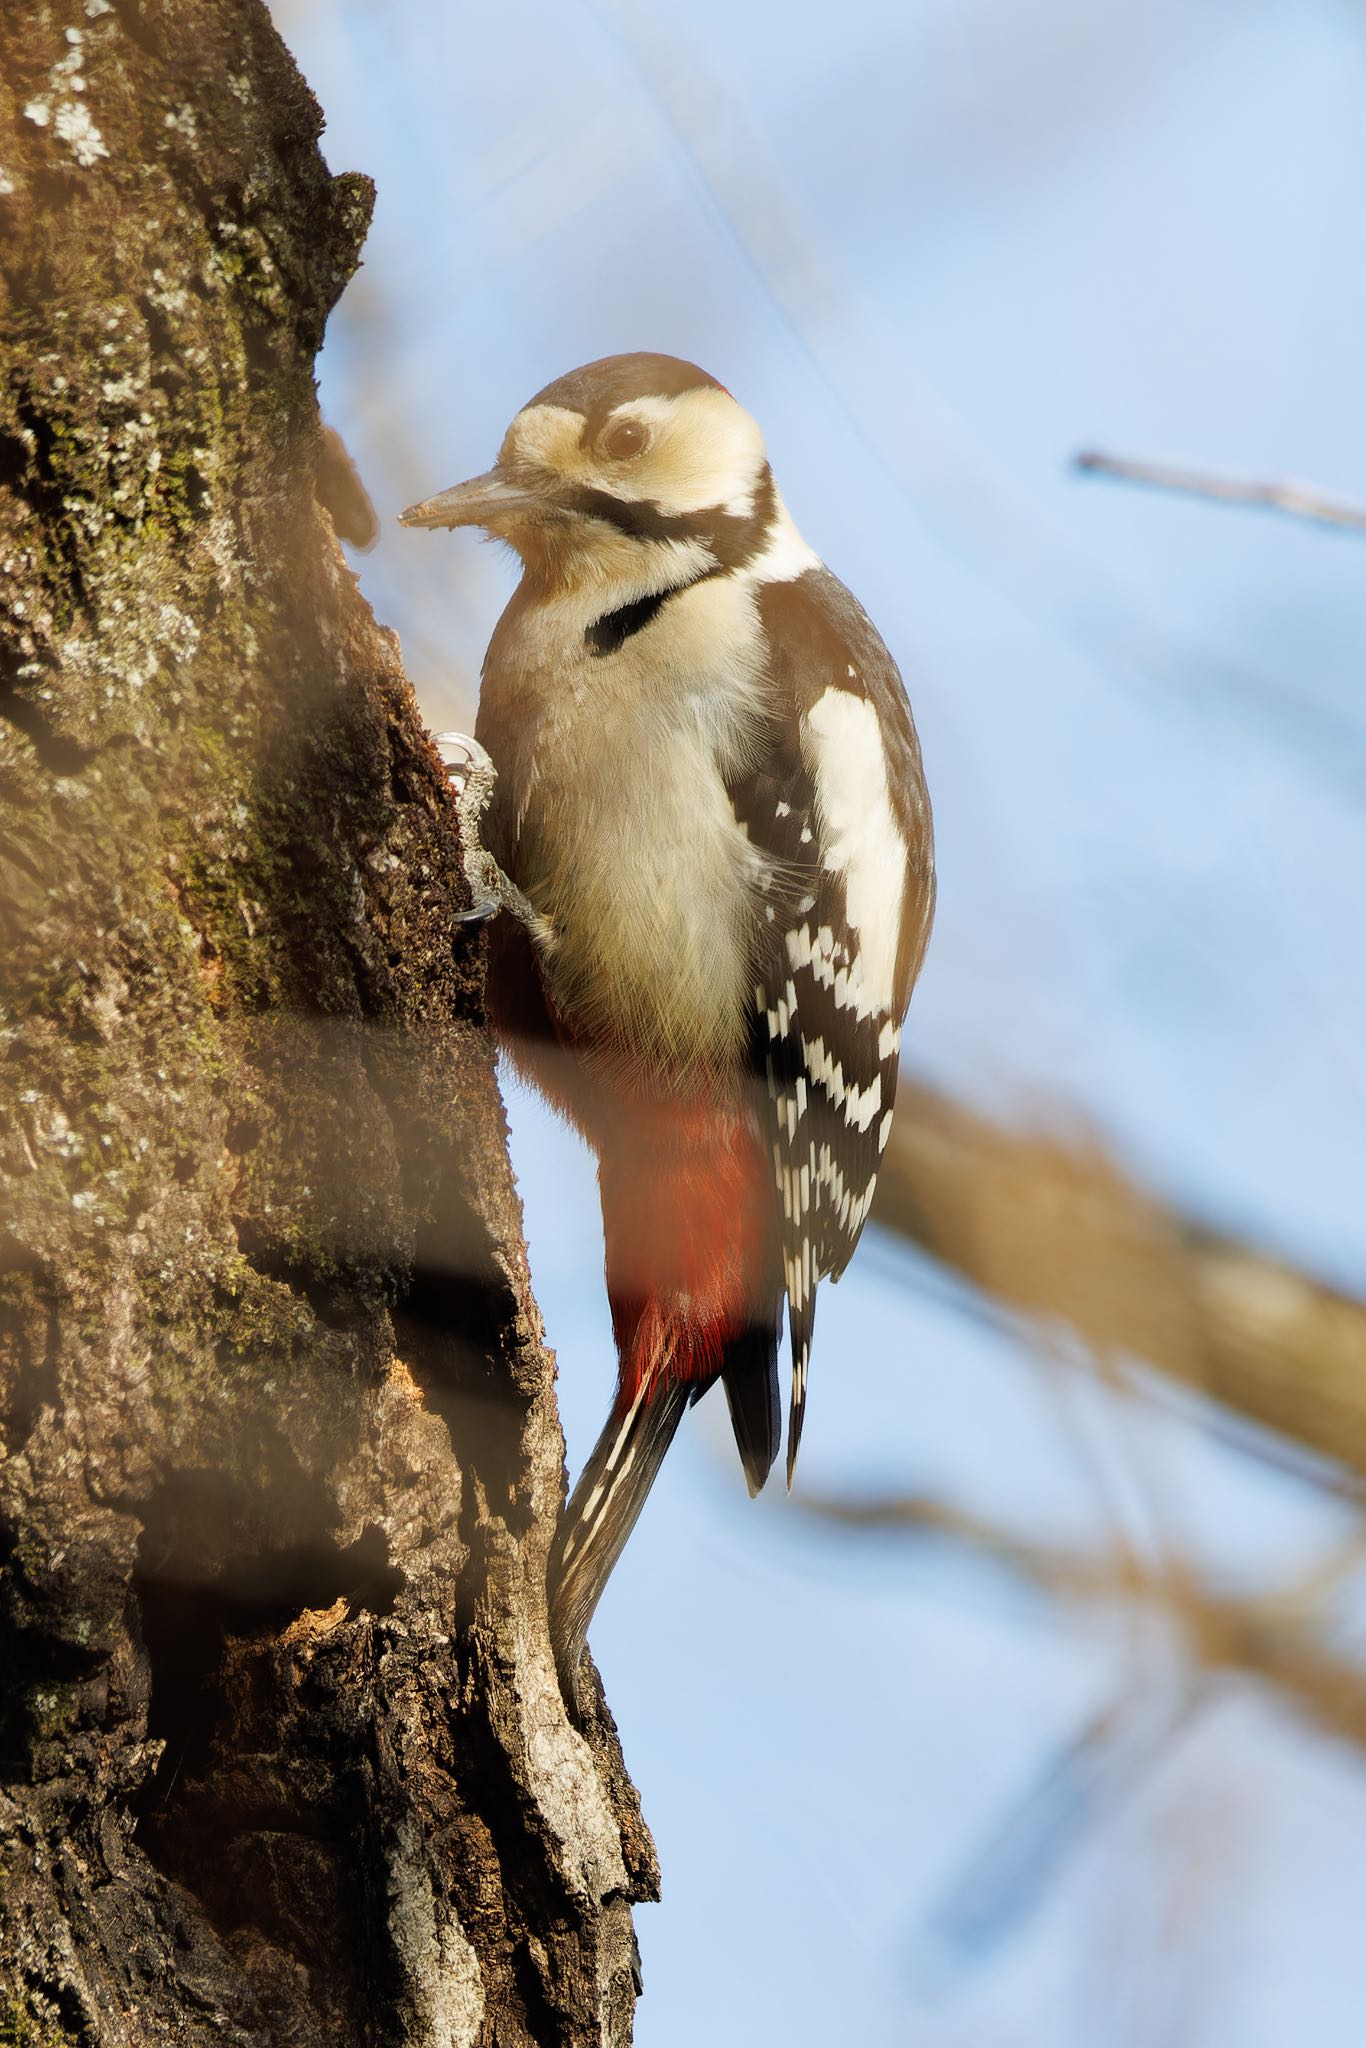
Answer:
(801, 1476, 1366, 1952)
(800, 1480, 1366, 1747)
(873, 1082, 1366, 1482)
(797, 1485, 1135, 1603)
(1076, 450, 1366, 535)
(316, 422, 379, 550)
(923, 1684, 1201, 1965)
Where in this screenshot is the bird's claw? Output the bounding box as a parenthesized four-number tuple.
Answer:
(435, 729, 496, 817)
(453, 900, 497, 927)
(434, 730, 556, 955)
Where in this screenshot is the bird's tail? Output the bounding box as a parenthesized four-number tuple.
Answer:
(548, 1313, 694, 1708)
(721, 1317, 781, 1498)
(547, 1101, 781, 1710)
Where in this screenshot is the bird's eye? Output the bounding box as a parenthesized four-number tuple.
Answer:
(601, 417, 649, 461)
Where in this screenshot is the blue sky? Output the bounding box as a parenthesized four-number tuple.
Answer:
(276, 2, 1366, 2038)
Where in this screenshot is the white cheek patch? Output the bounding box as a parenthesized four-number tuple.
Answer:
(609, 388, 767, 516)
(802, 688, 906, 1012)
(742, 494, 820, 583)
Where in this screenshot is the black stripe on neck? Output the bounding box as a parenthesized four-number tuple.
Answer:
(585, 588, 674, 655)
(585, 564, 730, 655)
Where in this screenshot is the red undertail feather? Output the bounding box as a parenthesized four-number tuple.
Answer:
(548, 1098, 782, 1704)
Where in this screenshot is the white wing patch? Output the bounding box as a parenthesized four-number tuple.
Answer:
(802, 687, 907, 1012)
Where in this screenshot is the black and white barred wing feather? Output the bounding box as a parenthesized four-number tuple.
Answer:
(733, 571, 934, 1484)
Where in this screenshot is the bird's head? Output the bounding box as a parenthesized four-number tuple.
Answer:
(400, 353, 777, 595)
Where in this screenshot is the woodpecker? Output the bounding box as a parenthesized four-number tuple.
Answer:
(401, 354, 934, 1706)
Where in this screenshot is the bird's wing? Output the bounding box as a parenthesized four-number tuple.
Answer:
(727, 568, 935, 1482)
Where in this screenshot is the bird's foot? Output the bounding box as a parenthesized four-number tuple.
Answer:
(434, 731, 557, 955)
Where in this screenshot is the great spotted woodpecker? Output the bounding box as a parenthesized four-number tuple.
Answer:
(401, 354, 934, 1705)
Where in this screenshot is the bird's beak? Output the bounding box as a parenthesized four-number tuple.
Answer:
(398, 468, 544, 533)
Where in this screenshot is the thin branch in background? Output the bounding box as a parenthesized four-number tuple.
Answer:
(793, 1485, 1134, 1603)
(1075, 450, 1366, 535)
(799, 1471, 1366, 1954)
(919, 1681, 1203, 1970)
(591, 0, 1366, 802)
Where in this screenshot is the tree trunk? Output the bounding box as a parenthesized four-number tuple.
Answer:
(0, 6, 652, 2042)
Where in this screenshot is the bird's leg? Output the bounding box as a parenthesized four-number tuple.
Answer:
(434, 731, 557, 957)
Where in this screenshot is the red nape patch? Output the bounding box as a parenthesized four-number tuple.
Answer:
(598, 1101, 778, 1396)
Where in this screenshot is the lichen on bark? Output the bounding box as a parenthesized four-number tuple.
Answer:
(0, 5, 652, 2043)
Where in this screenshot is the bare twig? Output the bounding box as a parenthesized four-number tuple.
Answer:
(1075, 450, 1366, 534)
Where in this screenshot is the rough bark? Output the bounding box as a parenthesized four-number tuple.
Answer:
(0, 6, 652, 2043)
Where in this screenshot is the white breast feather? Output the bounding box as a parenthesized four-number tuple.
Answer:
(510, 577, 769, 1074)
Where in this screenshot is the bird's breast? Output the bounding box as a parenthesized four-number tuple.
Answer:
(485, 577, 772, 1080)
